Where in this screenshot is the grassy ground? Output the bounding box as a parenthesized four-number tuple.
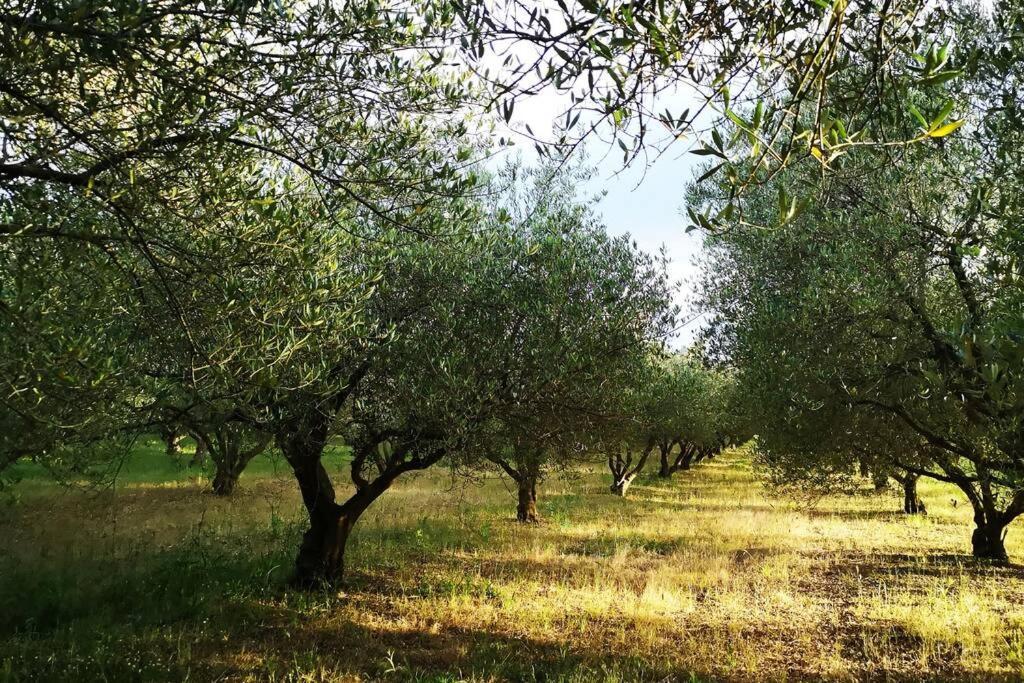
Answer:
(2, 442, 1024, 682)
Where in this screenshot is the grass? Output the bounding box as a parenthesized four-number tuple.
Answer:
(2, 442, 1024, 681)
(3, 437, 348, 492)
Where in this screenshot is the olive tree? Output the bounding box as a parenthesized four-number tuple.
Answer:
(603, 355, 663, 497)
(184, 414, 271, 496)
(696, 4, 1024, 559)
(468, 163, 675, 520)
(0, 1, 481, 471)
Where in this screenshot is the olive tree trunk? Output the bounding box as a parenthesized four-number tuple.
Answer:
(278, 414, 436, 587)
(279, 427, 355, 587)
(212, 462, 243, 496)
(609, 470, 637, 496)
(195, 426, 270, 496)
(971, 521, 1008, 562)
(895, 463, 1021, 561)
(900, 475, 922, 514)
(517, 475, 539, 522)
(657, 440, 673, 478)
(608, 441, 654, 496)
(970, 482, 1011, 562)
(859, 459, 870, 478)
(291, 460, 388, 588)
(961, 477, 1023, 562)
(673, 441, 696, 472)
(160, 427, 183, 457)
(276, 418, 343, 585)
(490, 452, 543, 522)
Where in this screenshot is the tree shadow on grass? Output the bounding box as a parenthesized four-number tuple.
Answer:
(194, 600, 724, 682)
(821, 550, 1024, 582)
(631, 496, 793, 515)
(802, 508, 909, 521)
(4, 559, 714, 681)
(832, 620, 1022, 683)
(215, 583, 1022, 682)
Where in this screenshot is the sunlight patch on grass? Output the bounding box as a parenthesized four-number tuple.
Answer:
(857, 578, 1024, 673)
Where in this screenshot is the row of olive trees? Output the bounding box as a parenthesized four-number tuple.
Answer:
(0, 0, 954, 482)
(0, 0, 960, 480)
(603, 353, 748, 497)
(693, 4, 1024, 561)
(0, 0, 693, 586)
(92, 158, 680, 587)
(155, 346, 748, 518)
(0, 0, 958, 481)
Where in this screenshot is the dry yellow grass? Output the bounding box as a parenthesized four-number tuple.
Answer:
(3, 447, 1024, 681)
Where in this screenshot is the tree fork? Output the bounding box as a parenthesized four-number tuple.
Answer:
(657, 440, 673, 478)
(609, 441, 654, 496)
(211, 459, 248, 495)
(490, 453, 542, 522)
(277, 418, 349, 587)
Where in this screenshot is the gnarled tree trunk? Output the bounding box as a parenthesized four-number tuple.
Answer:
(212, 462, 242, 495)
(657, 440, 673, 478)
(279, 414, 429, 587)
(970, 479, 1010, 561)
(490, 450, 543, 522)
(517, 475, 539, 522)
(971, 519, 1008, 561)
(279, 421, 349, 586)
(608, 440, 654, 496)
(287, 455, 358, 586)
(963, 477, 1022, 562)
(894, 461, 1020, 561)
(160, 427, 183, 457)
(609, 475, 634, 496)
(897, 474, 921, 514)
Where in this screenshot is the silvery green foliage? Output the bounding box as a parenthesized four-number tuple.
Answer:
(696, 4, 1024, 554)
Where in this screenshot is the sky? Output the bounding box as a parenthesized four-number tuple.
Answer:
(585, 141, 707, 344)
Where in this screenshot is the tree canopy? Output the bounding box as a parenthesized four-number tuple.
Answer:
(695, 3, 1024, 559)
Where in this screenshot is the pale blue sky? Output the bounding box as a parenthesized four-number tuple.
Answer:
(586, 145, 706, 344)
